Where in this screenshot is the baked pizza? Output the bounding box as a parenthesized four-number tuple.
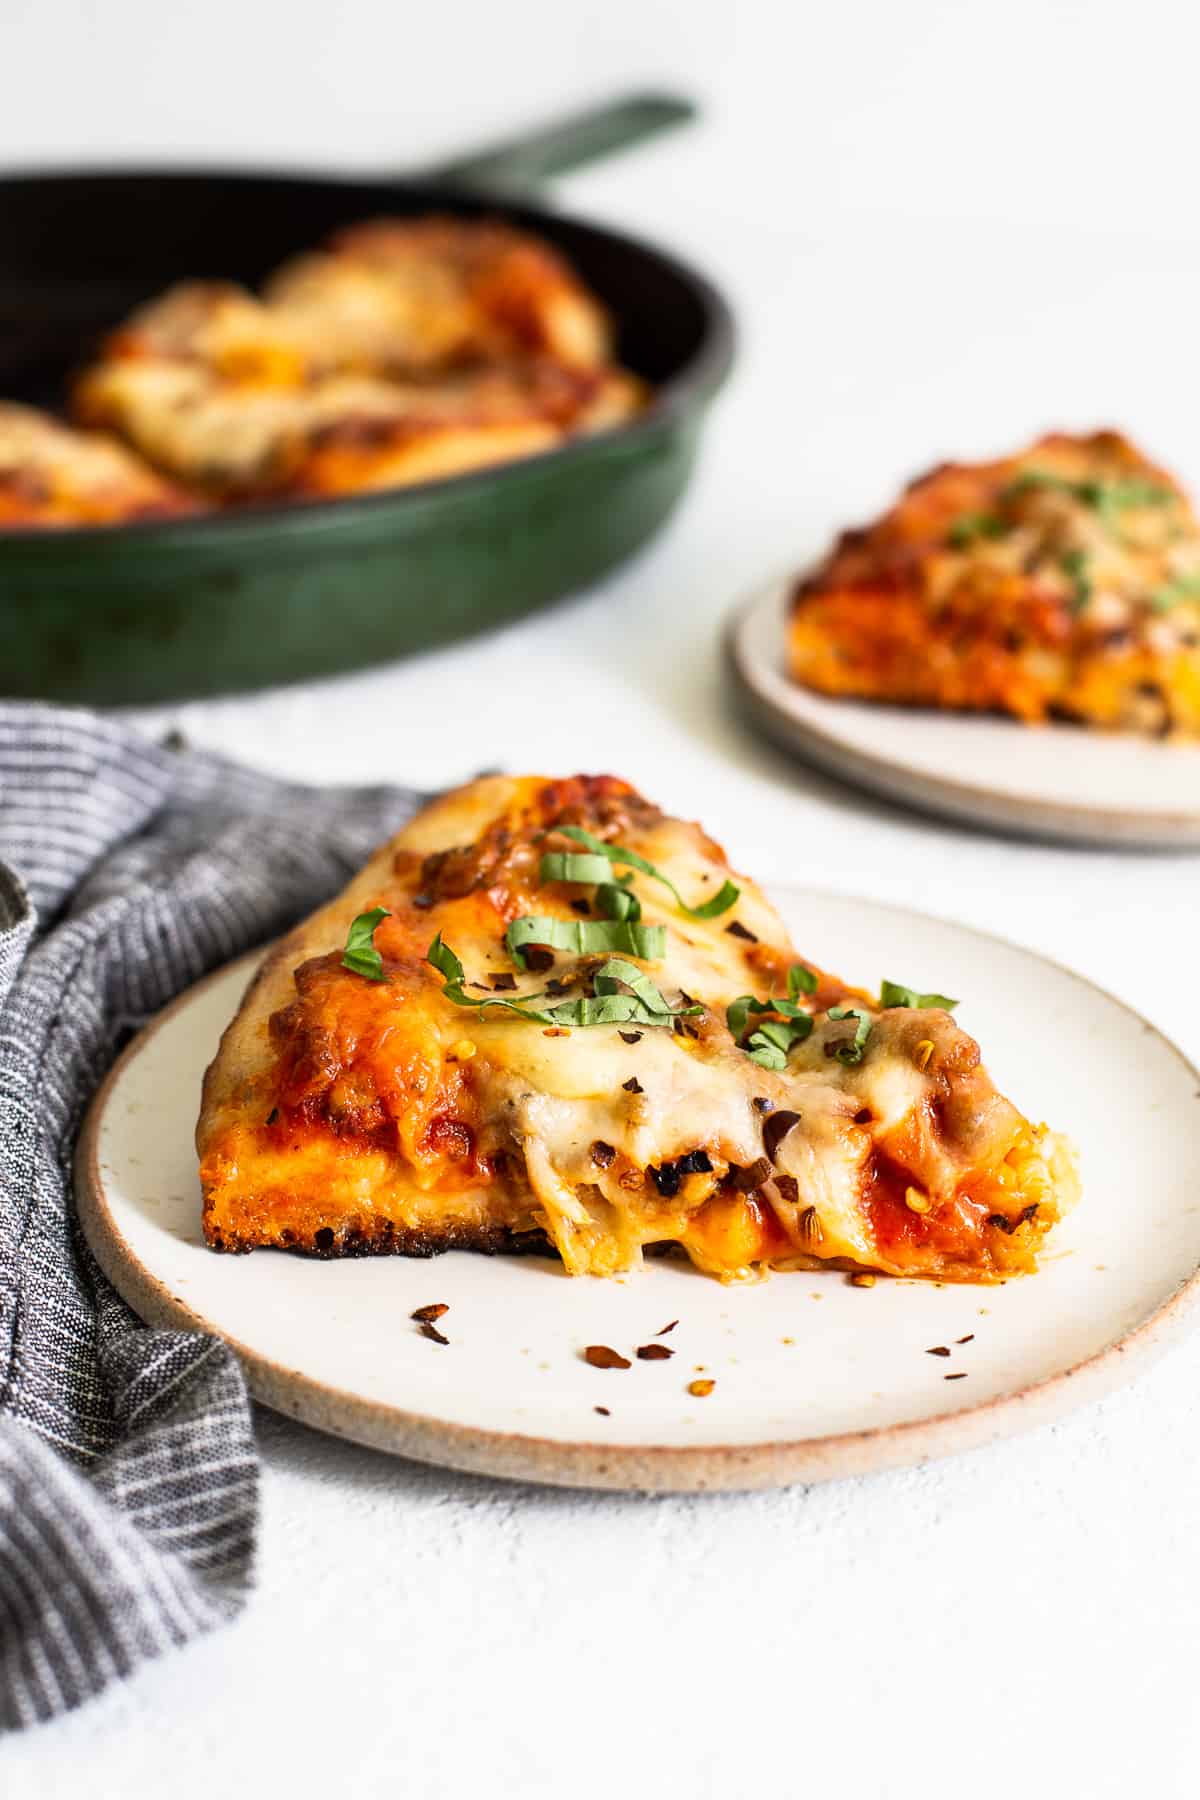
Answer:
(72, 234, 641, 502)
(0, 402, 199, 529)
(198, 775, 1077, 1284)
(788, 430, 1200, 735)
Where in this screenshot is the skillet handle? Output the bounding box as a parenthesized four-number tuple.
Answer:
(416, 92, 695, 194)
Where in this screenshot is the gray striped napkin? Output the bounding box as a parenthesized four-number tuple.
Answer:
(0, 703, 427, 1729)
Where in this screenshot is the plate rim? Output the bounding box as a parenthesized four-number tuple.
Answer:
(726, 575, 1200, 852)
(76, 910, 1200, 1493)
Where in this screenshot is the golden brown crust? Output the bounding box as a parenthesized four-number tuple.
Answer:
(787, 429, 1200, 736)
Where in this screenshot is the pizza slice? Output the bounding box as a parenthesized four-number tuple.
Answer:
(787, 430, 1200, 736)
(0, 401, 200, 530)
(198, 775, 1077, 1284)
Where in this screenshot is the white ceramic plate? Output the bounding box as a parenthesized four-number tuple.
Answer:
(77, 888, 1200, 1492)
(727, 577, 1200, 849)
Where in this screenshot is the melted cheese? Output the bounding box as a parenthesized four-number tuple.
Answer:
(198, 774, 1078, 1282)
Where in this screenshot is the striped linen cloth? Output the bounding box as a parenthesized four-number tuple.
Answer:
(0, 703, 427, 1729)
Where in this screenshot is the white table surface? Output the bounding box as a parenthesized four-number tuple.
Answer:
(8, 1, 1200, 1792)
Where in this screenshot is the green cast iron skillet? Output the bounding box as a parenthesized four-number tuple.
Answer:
(0, 94, 734, 704)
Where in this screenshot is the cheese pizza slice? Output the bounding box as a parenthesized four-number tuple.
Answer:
(198, 775, 1077, 1283)
(788, 430, 1200, 736)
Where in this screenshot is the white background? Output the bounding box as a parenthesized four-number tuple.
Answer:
(7, 0, 1200, 1793)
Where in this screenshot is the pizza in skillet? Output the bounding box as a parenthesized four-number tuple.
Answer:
(69, 217, 641, 504)
(788, 430, 1200, 736)
(198, 775, 1077, 1284)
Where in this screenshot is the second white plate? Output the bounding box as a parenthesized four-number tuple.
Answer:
(76, 888, 1200, 1491)
(727, 577, 1200, 848)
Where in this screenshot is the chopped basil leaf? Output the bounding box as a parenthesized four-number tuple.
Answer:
(726, 993, 769, 1040)
(552, 826, 739, 918)
(727, 974, 816, 1070)
(504, 914, 666, 970)
(827, 1006, 872, 1065)
(427, 931, 466, 987)
(1150, 570, 1200, 612)
(427, 936, 700, 1031)
(947, 511, 1005, 549)
(592, 957, 695, 1018)
(341, 906, 392, 983)
(1003, 469, 1175, 525)
(596, 878, 641, 923)
(1094, 477, 1175, 514)
(539, 850, 619, 887)
(880, 979, 958, 1011)
(1059, 548, 1092, 614)
(746, 1014, 813, 1069)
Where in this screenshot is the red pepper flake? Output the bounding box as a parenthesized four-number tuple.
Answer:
(752, 1096, 774, 1113)
(619, 1030, 643, 1045)
(636, 1343, 674, 1361)
(775, 1174, 799, 1205)
(583, 1344, 631, 1370)
(944, 1371, 967, 1381)
(490, 972, 517, 991)
(570, 898, 591, 916)
(590, 1140, 616, 1168)
(622, 1076, 643, 1094)
(926, 1345, 950, 1357)
(988, 1203, 1039, 1235)
(725, 919, 759, 942)
(594, 1405, 611, 1416)
(524, 946, 555, 973)
(419, 1321, 450, 1346)
(543, 1027, 570, 1037)
(411, 1303, 449, 1323)
(687, 1378, 715, 1397)
(956, 1333, 975, 1345)
(657, 1319, 679, 1336)
(265, 1107, 279, 1126)
(730, 1157, 772, 1192)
